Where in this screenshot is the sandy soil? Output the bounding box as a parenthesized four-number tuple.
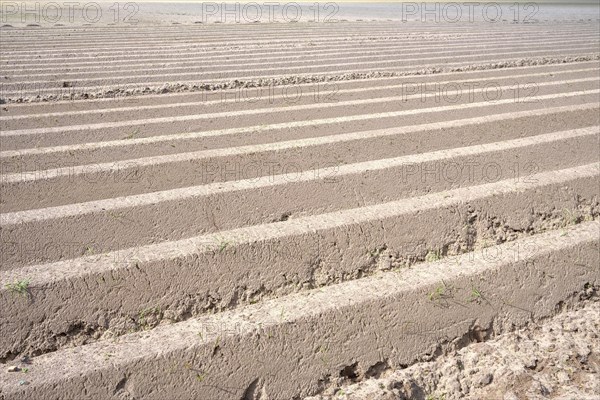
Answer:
(0, 4, 599, 399)
(308, 296, 600, 400)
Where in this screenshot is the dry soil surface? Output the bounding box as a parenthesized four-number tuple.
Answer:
(309, 296, 600, 400)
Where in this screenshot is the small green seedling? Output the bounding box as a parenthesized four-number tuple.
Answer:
(215, 239, 231, 253)
(469, 288, 483, 303)
(107, 211, 127, 223)
(428, 281, 449, 302)
(183, 362, 206, 382)
(479, 239, 493, 249)
(562, 208, 580, 226)
(425, 250, 441, 262)
(123, 129, 140, 140)
(317, 344, 330, 366)
(138, 306, 161, 329)
(367, 247, 385, 258)
(219, 242, 228, 252)
(426, 394, 446, 400)
(5, 279, 30, 297)
(212, 336, 221, 356)
(279, 307, 286, 321)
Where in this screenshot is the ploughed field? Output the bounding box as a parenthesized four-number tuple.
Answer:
(0, 19, 599, 399)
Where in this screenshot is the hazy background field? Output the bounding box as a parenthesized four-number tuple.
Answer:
(1, 1, 599, 26)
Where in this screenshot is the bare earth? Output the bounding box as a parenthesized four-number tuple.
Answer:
(308, 296, 600, 400)
(0, 3, 599, 399)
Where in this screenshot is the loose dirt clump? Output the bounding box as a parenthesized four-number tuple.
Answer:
(4, 54, 599, 103)
(308, 291, 599, 400)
